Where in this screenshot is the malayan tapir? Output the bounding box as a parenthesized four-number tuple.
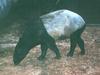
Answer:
(13, 9, 86, 65)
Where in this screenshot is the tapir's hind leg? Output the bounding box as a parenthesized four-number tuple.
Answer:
(67, 33, 77, 57)
(77, 36, 85, 55)
(77, 25, 86, 55)
(67, 25, 86, 57)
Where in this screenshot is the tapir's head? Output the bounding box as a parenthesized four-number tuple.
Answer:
(13, 45, 29, 65)
(13, 34, 40, 65)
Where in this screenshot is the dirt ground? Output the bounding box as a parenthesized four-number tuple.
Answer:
(0, 26, 100, 75)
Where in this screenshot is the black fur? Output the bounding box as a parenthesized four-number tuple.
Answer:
(13, 18, 61, 65)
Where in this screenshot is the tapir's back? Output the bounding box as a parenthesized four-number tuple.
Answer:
(40, 9, 85, 39)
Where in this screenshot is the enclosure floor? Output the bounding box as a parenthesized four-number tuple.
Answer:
(0, 26, 100, 75)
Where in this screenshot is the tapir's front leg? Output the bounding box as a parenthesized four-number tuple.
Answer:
(38, 43, 48, 60)
(44, 34, 61, 59)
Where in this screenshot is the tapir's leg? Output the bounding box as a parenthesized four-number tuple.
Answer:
(48, 41, 61, 59)
(44, 35, 61, 59)
(76, 25, 86, 55)
(67, 25, 86, 57)
(77, 36, 85, 55)
(67, 34, 77, 57)
(67, 34, 85, 57)
(77, 25, 86, 55)
(38, 43, 48, 60)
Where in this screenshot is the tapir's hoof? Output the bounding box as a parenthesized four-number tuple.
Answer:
(37, 56, 45, 60)
(55, 56, 61, 59)
(67, 53, 73, 57)
(80, 51, 85, 55)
